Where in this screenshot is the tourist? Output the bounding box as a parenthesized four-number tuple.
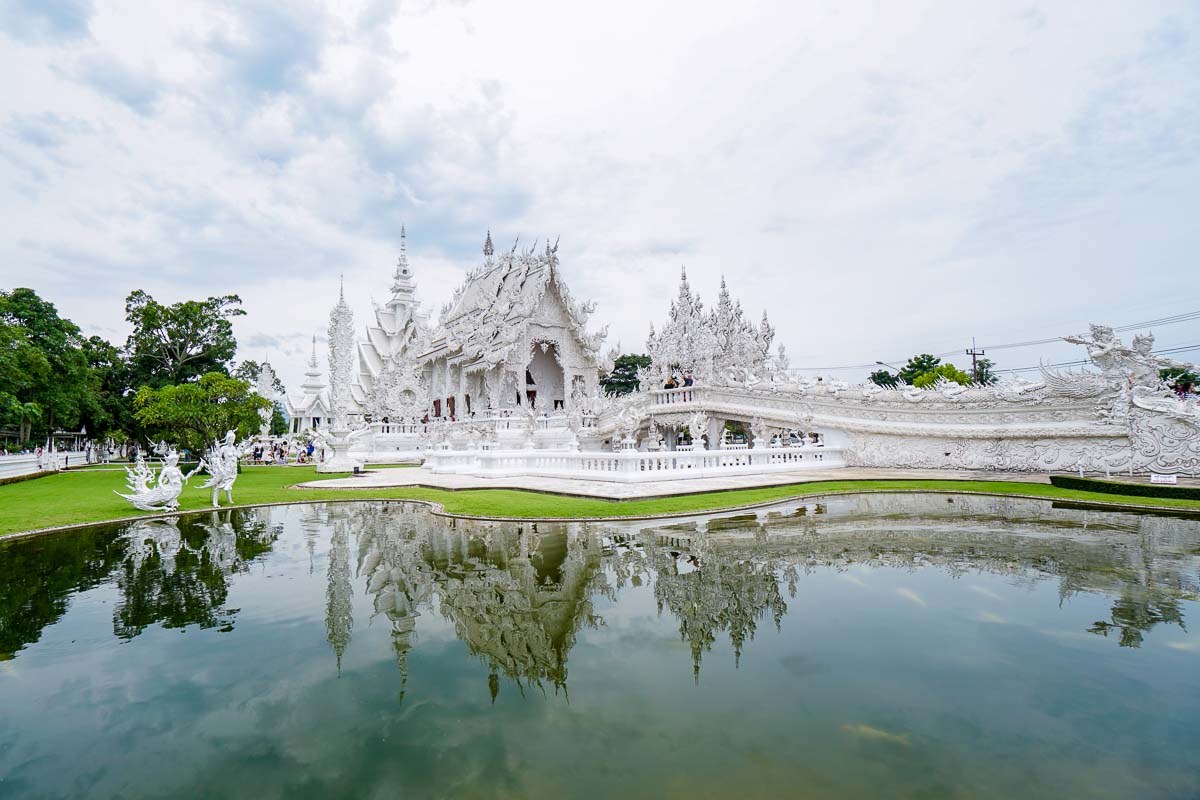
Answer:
(683, 372, 694, 387)
(664, 374, 679, 390)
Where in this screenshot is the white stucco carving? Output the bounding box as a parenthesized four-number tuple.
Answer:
(198, 431, 241, 507)
(115, 447, 195, 511)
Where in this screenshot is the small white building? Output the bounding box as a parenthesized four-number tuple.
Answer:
(284, 336, 334, 434)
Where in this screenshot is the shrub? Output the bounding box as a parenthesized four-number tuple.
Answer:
(1049, 474, 1200, 502)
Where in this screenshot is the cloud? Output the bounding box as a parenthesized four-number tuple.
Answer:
(896, 588, 927, 608)
(68, 52, 162, 114)
(0, 0, 93, 41)
(0, 0, 1198, 395)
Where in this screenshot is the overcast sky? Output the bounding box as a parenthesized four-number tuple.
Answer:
(2, 0, 1198, 391)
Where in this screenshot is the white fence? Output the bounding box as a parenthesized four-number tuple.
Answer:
(425, 445, 846, 483)
(0, 454, 48, 479)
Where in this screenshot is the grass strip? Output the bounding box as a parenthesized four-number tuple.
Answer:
(2, 467, 1198, 537)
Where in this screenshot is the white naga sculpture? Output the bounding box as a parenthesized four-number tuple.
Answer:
(116, 446, 197, 511)
(198, 430, 241, 508)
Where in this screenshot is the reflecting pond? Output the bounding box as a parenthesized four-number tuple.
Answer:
(2, 494, 1199, 799)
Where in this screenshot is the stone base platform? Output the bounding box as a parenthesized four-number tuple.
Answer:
(294, 466, 1061, 501)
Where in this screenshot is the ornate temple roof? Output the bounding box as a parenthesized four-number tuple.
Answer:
(285, 335, 333, 418)
(423, 235, 607, 372)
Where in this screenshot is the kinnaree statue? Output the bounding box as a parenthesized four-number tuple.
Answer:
(115, 447, 198, 512)
(198, 430, 242, 508)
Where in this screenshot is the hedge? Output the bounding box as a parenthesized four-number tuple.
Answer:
(1049, 474, 1200, 502)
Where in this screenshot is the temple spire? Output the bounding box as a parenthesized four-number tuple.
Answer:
(483, 229, 494, 257)
(391, 225, 414, 294)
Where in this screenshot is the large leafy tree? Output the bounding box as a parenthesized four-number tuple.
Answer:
(233, 359, 285, 394)
(79, 335, 133, 440)
(270, 401, 289, 436)
(898, 354, 942, 385)
(971, 357, 998, 386)
(124, 291, 245, 388)
(600, 354, 652, 396)
(0, 288, 91, 443)
(132, 372, 270, 455)
(868, 369, 898, 388)
(913, 363, 973, 388)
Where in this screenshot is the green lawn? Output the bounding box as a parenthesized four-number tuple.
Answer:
(1, 466, 1198, 537)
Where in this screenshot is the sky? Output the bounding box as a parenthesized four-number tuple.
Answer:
(2, 0, 1198, 392)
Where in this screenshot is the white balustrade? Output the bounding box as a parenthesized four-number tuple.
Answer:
(0, 454, 47, 479)
(651, 387, 700, 406)
(424, 445, 845, 483)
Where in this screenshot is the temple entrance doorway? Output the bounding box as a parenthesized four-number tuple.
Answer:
(527, 342, 565, 411)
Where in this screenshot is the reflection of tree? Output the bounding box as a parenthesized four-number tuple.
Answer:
(1089, 591, 1187, 647)
(0, 527, 126, 659)
(113, 511, 280, 639)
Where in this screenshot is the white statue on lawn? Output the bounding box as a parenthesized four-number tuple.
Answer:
(116, 448, 197, 511)
(198, 430, 241, 508)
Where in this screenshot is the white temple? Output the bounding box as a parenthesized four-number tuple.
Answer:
(288, 228, 1200, 479)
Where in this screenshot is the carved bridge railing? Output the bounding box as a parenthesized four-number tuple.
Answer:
(646, 385, 1112, 437)
(425, 445, 846, 483)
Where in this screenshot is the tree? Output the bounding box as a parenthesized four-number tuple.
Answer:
(132, 372, 270, 455)
(971, 357, 998, 386)
(233, 359, 285, 394)
(0, 288, 91, 442)
(898, 354, 941, 385)
(79, 335, 133, 440)
(913, 363, 973, 388)
(124, 291, 245, 388)
(270, 401, 289, 436)
(868, 369, 898, 388)
(600, 354, 652, 396)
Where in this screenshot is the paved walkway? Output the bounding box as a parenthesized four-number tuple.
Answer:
(294, 466, 1061, 501)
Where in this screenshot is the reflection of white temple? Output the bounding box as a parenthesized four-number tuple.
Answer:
(333, 505, 606, 697)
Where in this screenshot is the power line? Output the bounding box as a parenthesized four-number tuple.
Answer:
(789, 310, 1200, 372)
(988, 343, 1200, 374)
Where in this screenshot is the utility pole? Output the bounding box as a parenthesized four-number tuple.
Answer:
(966, 337, 985, 380)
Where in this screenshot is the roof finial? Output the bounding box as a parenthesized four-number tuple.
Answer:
(393, 224, 411, 286)
(483, 229, 494, 257)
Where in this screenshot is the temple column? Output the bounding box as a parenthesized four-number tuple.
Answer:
(706, 418, 724, 450)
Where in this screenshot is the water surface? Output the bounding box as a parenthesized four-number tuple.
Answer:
(2, 494, 1198, 799)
